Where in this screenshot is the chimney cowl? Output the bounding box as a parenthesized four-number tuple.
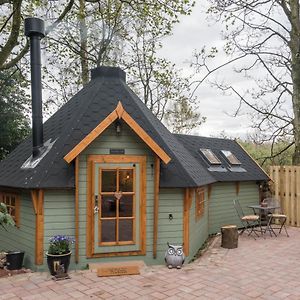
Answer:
(25, 17, 45, 38)
(91, 66, 126, 82)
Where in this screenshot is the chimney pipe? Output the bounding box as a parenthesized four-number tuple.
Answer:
(24, 17, 45, 158)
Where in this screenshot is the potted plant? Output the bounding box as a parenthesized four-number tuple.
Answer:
(46, 235, 75, 276)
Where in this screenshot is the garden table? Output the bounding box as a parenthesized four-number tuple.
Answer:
(248, 204, 280, 236)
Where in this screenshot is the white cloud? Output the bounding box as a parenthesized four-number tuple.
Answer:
(158, 1, 261, 139)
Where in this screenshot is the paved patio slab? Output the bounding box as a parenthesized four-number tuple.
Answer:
(0, 227, 299, 299)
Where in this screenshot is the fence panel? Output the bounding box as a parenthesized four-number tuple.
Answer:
(269, 166, 300, 227)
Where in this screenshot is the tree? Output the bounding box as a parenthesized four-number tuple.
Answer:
(0, 0, 203, 139)
(0, 68, 30, 160)
(192, 1, 300, 164)
(165, 97, 206, 134)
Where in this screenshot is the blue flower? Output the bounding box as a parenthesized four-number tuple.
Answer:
(47, 235, 75, 255)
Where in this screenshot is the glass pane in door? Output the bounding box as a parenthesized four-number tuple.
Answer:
(101, 220, 116, 242)
(119, 195, 133, 217)
(101, 196, 116, 217)
(119, 219, 133, 242)
(101, 170, 117, 192)
(119, 169, 133, 192)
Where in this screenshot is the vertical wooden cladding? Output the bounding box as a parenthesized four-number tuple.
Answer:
(75, 157, 79, 264)
(183, 188, 193, 257)
(269, 165, 300, 226)
(31, 189, 44, 265)
(153, 156, 160, 259)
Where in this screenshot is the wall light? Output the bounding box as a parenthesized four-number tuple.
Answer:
(115, 120, 121, 135)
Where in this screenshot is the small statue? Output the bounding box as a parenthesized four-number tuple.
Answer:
(165, 242, 185, 269)
(53, 264, 70, 280)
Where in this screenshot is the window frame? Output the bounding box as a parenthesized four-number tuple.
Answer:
(0, 191, 20, 227)
(221, 150, 241, 165)
(98, 167, 136, 246)
(200, 148, 221, 165)
(195, 188, 205, 221)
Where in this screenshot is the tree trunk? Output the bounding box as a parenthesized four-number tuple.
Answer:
(221, 225, 238, 249)
(79, 0, 89, 86)
(290, 1, 300, 164)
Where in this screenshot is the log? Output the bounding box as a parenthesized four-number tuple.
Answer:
(221, 225, 238, 249)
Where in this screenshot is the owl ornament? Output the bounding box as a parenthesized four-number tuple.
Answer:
(164, 242, 185, 269)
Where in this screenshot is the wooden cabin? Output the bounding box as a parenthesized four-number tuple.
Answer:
(0, 66, 268, 271)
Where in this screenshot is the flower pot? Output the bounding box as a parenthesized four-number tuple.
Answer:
(6, 251, 25, 270)
(46, 251, 71, 276)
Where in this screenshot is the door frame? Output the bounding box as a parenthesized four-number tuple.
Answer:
(86, 155, 146, 258)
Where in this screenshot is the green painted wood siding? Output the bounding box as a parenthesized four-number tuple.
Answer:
(208, 181, 260, 234)
(188, 188, 208, 262)
(0, 192, 36, 269)
(42, 190, 75, 271)
(156, 188, 184, 264)
(77, 122, 157, 267)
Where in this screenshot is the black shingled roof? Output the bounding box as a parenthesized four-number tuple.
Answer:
(0, 67, 267, 190)
(175, 134, 268, 182)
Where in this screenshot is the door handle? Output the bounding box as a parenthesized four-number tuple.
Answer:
(94, 195, 99, 214)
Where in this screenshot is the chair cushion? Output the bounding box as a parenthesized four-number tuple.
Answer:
(271, 214, 287, 218)
(242, 215, 259, 221)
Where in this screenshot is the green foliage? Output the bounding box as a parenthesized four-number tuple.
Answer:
(0, 202, 15, 229)
(238, 139, 294, 172)
(48, 235, 75, 255)
(165, 97, 206, 134)
(0, 69, 30, 160)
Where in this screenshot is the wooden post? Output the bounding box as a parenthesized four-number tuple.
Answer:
(183, 188, 193, 256)
(221, 225, 238, 249)
(75, 157, 79, 264)
(31, 189, 44, 265)
(153, 156, 160, 258)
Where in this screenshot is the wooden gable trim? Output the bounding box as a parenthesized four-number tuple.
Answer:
(183, 188, 193, 257)
(120, 108, 171, 164)
(64, 102, 171, 164)
(31, 189, 44, 265)
(64, 109, 118, 163)
(153, 156, 160, 259)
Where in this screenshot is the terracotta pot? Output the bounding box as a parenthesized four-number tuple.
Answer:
(46, 251, 71, 276)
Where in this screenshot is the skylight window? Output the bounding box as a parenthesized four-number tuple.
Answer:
(221, 150, 241, 165)
(200, 148, 221, 165)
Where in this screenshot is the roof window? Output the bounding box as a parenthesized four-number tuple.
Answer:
(221, 150, 241, 165)
(200, 148, 221, 165)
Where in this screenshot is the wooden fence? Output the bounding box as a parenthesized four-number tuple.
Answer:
(269, 166, 300, 227)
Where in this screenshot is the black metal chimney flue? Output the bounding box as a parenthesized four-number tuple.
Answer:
(24, 17, 45, 158)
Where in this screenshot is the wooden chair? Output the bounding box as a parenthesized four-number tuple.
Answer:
(233, 199, 261, 238)
(264, 198, 289, 237)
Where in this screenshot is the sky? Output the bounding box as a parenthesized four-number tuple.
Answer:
(159, 1, 255, 139)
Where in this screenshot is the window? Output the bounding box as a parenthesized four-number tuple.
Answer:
(221, 150, 241, 165)
(0, 192, 20, 226)
(99, 168, 135, 245)
(200, 149, 221, 165)
(195, 188, 205, 221)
